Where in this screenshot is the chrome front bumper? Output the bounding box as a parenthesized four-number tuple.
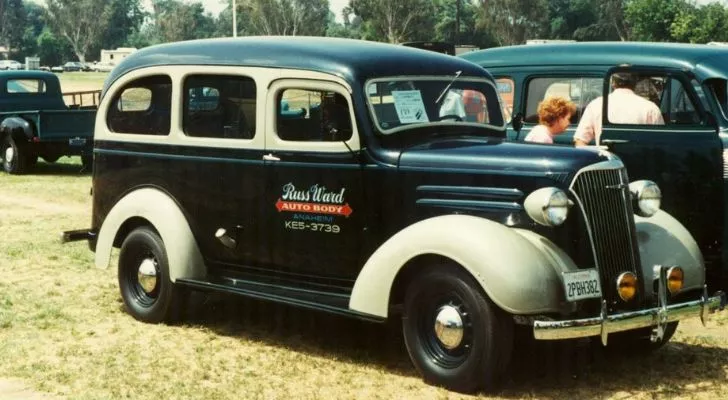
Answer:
(533, 267, 727, 346)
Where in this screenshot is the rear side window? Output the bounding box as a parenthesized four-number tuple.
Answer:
(7, 79, 46, 93)
(183, 75, 257, 139)
(107, 75, 172, 135)
(277, 88, 352, 142)
(525, 77, 601, 124)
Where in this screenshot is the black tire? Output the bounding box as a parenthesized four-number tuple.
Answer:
(1, 135, 29, 174)
(118, 226, 182, 324)
(607, 321, 678, 353)
(402, 266, 512, 393)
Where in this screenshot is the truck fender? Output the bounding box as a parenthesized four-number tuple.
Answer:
(94, 187, 205, 282)
(635, 209, 704, 293)
(0, 116, 34, 141)
(349, 214, 579, 318)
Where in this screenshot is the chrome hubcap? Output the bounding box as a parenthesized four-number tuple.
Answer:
(4, 146, 14, 163)
(137, 258, 158, 294)
(434, 305, 464, 350)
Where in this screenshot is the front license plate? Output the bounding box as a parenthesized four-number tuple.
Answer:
(562, 269, 602, 301)
(69, 137, 87, 146)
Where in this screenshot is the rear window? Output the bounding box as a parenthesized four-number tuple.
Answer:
(7, 79, 46, 94)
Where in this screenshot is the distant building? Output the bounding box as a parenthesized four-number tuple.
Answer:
(100, 47, 137, 65)
(0, 46, 9, 60)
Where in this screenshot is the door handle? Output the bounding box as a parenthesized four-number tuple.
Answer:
(263, 153, 280, 161)
(601, 139, 630, 145)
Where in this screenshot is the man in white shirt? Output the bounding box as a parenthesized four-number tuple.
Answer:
(574, 73, 664, 147)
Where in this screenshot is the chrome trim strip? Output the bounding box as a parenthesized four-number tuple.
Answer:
(416, 198, 523, 211)
(533, 291, 726, 341)
(416, 185, 524, 199)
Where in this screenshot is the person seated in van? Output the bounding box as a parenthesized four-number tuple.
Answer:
(574, 72, 664, 147)
(524, 96, 576, 144)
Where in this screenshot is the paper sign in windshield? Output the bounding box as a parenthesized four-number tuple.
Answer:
(392, 90, 429, 123)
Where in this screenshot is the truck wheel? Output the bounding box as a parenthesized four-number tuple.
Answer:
(607, 322, 678, 353)
(2, 135, 29, 174)
(118, 226, 182, 324)
(402, 266, 512, 393)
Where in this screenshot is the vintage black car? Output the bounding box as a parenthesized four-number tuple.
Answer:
(63, 37, 725, 393)
(463, 42, 728, 291)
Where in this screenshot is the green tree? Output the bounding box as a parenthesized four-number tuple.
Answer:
(625, 0, 691, 42)
(36, 28, 74, 65)
(153, 0, 217, 42)
(475, 0, 548, 46)
(671, 3, 728, 43)
(16, 1, 46, 59)
(1, 0, 26, 54)
(45, 0, 114, 62)
(236, 0, 330, 36)
(350, 0, 436, 43)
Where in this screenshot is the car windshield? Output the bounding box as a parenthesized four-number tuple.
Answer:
(366, 76, 505, 135)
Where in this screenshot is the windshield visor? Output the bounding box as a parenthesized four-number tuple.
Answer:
(366, 77, 505, 134)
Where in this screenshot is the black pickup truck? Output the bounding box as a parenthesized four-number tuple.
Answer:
(0, 70, 96, 173)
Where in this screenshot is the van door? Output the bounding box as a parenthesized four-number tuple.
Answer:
(262, 78, 367, 280)
(599, 67, 723, 265)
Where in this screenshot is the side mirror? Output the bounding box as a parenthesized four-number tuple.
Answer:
(512, 112, 524, 133)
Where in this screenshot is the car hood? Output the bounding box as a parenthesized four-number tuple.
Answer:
(398, 137, 616, 184)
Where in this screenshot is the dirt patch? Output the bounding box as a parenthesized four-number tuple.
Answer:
(0, 378, 58, 399)
(0, 193, 85, 215)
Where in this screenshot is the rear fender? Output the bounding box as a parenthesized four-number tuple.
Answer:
(0, 116, 34, 141)
(349, 214, 579, 318)
(94, 187, 205, 282)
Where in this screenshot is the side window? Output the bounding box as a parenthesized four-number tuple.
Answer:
(276, 89, 352, 142)
(183, 75, 256, 139)
(107, 75, 172, 135)
(495, 78, 514, 123)
(667, 78, 700, 124)
(605, 73, 701, 126)
(525, 77, 601, 124)
(7, 79, 46, 93)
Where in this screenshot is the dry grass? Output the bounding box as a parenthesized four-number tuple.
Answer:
(1, 163, 728, 399)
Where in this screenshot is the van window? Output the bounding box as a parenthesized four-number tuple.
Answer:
(183, 75, 256, 139)
(107, 75, 172, 135)
(525, 77, 601, 124)
(277, 89, 352, 142)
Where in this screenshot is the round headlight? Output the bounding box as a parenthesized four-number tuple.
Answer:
(629, 180, 661, 217)
(524, 187, 571, 227)
(616, 272, 638, 302)
(666, 267, 684, 295)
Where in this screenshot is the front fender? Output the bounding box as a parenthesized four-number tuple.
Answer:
(0, 116, 34, 141)
(94, 187, 205, 282)
(349, 214, 579, 318)
(635, 209, 704, 293)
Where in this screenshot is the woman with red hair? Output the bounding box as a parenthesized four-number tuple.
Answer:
(524, 96, 576, 144)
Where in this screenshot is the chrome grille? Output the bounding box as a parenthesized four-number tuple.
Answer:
(570, 166, 642, 305)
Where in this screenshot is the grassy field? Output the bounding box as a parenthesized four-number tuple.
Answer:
(0, 158, 727, 399)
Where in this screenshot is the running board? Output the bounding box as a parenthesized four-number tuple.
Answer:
(176, 277, 384, 323)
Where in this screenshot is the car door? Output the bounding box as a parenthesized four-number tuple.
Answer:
(262, 78, 367, 279)
(177, 72, 268, 269)
(599, 67, 723, 263)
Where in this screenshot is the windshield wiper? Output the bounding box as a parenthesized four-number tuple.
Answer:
(435, 70, 462, 104)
